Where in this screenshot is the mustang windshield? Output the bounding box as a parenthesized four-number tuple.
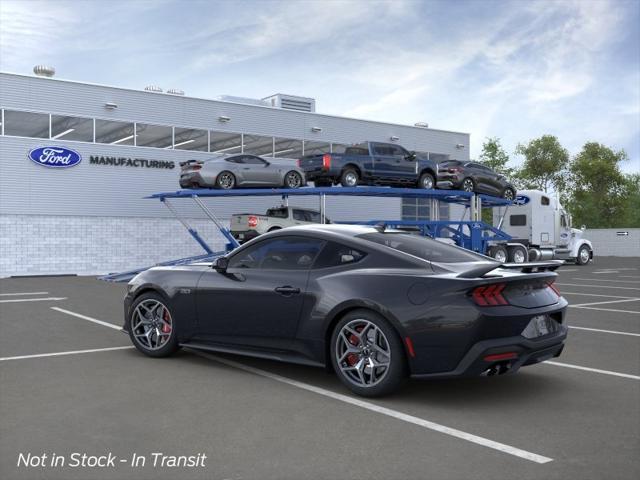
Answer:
(358, 232, 485, 263)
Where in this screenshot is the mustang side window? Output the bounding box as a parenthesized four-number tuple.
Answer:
(313, 242, 367, 268)
(228, 237, 325, 270)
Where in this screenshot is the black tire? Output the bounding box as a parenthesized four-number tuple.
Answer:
(502, 187, 515, 200)
(489, 245, 508, 263)
(417, 172, 435, 190)
(461, 177, 475, 192)
(576, 245, 591, 265)
(216, 171, 236, 189)
(330, 309, 407, 397)
(128, 292, 180, 358)
(340, 168, 359, 187)
(508, 245, 527, 263)
(284, 170, 303, 189)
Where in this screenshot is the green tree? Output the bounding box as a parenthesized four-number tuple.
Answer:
(619, 174, 640, 227)
(566, 142, 629, 228)
(479, 137, 514, 177)
(515, 135, 569, 193)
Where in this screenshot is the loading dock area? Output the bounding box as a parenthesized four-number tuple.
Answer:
(1, 257, 639, 479)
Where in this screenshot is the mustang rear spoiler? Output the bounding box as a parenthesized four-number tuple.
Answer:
(179, 159, 203, 167)
(457, 260, 564, 278)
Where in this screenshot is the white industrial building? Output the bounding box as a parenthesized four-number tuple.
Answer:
(0, 69, 471, 277)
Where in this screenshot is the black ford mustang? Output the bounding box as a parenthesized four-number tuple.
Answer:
(123, 225, 568, 396)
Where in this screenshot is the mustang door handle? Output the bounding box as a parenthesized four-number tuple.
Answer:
(274, 286, 301, 296)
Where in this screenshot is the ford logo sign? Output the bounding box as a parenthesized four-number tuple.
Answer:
(514, 195, 530, 206)
(28, 146, 82, 168)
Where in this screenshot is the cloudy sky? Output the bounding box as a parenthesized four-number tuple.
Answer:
(1, 0, 638, 172)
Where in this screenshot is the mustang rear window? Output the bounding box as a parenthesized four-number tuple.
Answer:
(358, 232, 485, 263)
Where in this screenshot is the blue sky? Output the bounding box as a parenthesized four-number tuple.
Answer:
(1, 0, 638, 172)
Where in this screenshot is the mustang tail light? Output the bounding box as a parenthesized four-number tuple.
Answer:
(472, 283, 508, 306)
(322, 154, 332, 170)
(248, 216, 259, 228)
(547, 280, 561, 297)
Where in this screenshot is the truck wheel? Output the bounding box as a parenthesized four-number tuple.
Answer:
(508, 245, 527, 263)
(418, 172, 435, 189)
(576, 245, 591, 265)
(216, 171, 236, 189)
(340, 168, 359, 187)
(461, 178, 475, 192)
(489, 245, 508, 263)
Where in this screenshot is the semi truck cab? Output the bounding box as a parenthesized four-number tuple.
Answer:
(491, 190, 593, 265)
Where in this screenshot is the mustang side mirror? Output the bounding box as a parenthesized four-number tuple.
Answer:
(213, 256, 229, 272)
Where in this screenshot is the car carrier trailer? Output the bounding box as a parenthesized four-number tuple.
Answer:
(100, 186, 592, 282)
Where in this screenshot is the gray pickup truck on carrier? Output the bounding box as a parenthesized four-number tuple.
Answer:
(298, 141, 439, 189)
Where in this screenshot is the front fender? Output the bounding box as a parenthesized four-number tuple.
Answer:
(570, 239, 593, 257)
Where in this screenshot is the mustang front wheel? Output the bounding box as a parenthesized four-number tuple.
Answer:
(128, 293, 180, 357)
(331, 310, 406, 397)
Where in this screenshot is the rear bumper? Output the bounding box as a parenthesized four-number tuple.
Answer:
(302, 167, 339, 181)
(179, 172, 208, 188)
(411, 325, 568, 379)
(436, 174, 462, 189)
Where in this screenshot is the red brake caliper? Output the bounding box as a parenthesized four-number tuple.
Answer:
(161, 310, 171, 333)
(346, 326, 364, 366)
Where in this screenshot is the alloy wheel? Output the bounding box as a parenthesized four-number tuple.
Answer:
(344, 172, 358, 187)
(130, 299, 173, 350)
(335, 319, 391, 387)
(462, 178, 474, 192)
(218, 172, 235, 189)
(503, 189, 515, 200)
(421, 175, 434, 189)
(580, 247, 590, 264)
(285, 171, 302, 188)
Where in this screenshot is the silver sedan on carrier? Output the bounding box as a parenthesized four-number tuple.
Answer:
(179, 154, 306, 189)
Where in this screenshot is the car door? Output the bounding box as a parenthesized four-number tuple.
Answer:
(241, 155, 280, 186)
(195, 236, 325, 350)
(371, 144, 414, 182)
(467, 163, 491, 194)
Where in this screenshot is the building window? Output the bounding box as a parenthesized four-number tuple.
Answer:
(401, 199, 449, 221)
(3, 110, 49, 138)
(210, 131, 242, 154)
(331, 144, 349, 154)
(95, 119, 135, 145)
(304, 140, 330, 156)
(135, 123, 173, 148)
(51, 114, 93, 142)
(274, 137, 303, 159)
(173, 127, 208, 151)
(243, 134, 274, 156)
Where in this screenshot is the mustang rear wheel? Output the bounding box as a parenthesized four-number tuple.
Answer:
(216, 171, 236, 189)
(128, 293, 180, 357)
(330, 309, 406, 397)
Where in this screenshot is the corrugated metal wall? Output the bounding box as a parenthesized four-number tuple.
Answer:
(0, 72, 470, 222)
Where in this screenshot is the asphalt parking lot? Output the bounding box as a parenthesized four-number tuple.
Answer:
(1, 257, 639, 480)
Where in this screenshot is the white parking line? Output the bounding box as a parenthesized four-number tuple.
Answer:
(0, 346, 134, 362)
(593, 270, 619, 274)
(571, 278, 640, 284)
(0, 291, 49, 296)
(619, 275, 640, 279)
(0, 297, 67, 304)
(569, 306, 640, 314)
(559, 269, 579, 272)
(193, 351, 553, 464)
(51, 307, 122, 330)
(557, 283, 640, 291)
(568, 326, 640, 337)
(561, 291, 636, 299)
(545, 361, 640, 380)
(570, 298, 640, 307)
